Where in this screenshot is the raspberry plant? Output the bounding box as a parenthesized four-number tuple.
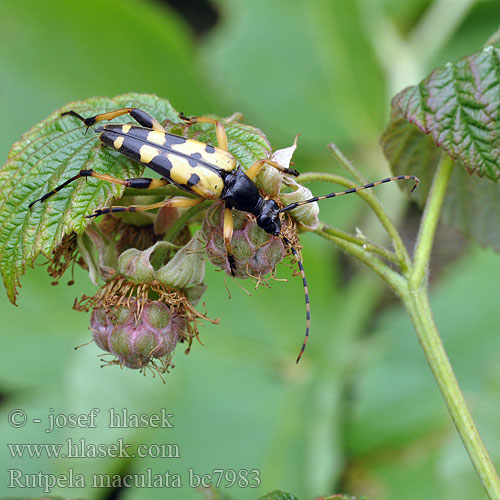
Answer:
(1, 35, 500, 499)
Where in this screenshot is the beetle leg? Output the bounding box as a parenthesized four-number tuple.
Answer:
(86, 196, 204, 218)
(29, 169, 171, 208)
(62, 108, 166, 132)
(245, 159, 299, 180)
(223, 206, 237, 275)
(88, 172, 171, 190)
(179, 112, 228, 151)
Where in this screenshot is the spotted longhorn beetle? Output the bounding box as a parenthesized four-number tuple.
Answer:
(29, 107, 419, 363)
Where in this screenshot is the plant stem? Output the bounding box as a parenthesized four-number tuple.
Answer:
(403, 288, 500, 499)
(327, 143, 368, 184)
(320, 224, 400, 267)
(313, 151, 500, 497)
(406, 153, 500, 499)
(409, 154, 453, 289)
(164, 201, 210, 242)
(316, 226, 406, 297)
(298, 172, 412, 272)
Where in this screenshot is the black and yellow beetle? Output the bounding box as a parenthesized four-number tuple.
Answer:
(29, 107, 419, 362)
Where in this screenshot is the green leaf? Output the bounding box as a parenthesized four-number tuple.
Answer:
(381, 39, 500, 250)
(441, 164, 500, 251)
(0, 94, 272, 304)
(387, 41, 500, 182)
(256, 493, 365, 500)
(382, 108, 500, 250)
(258, 491, 300, 500)
(0, 94, 171, 304)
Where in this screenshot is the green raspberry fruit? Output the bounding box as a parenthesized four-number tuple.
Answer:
(201, 202, 285, 279)
(90, 301, 183, 371)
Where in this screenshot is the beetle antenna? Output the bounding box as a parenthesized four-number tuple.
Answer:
(278, 175, 420, 213)
(281, 235, 310, 363)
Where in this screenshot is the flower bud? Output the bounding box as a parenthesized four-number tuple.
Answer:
(280, 180, 319, 231)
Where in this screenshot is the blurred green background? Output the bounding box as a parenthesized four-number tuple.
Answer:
(0, 0, 499, 499)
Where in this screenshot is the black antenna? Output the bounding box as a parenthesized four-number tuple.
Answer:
(281, 235, 310, 363)
(279, 175, 420, 213)
(279, 174, 419, 362)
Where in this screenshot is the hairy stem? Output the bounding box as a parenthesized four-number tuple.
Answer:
(320, 224, 400, 267)
(409, 153, 453, 290)
(298, 172, 412, 272)
(327, 143, 368, 184)
(316, 226, 406, 297)
(164, 201, 210, 243)
(405, 153, 500, 499)
(403, 288, 500, 499)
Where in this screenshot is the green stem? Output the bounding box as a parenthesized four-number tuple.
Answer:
(327, 143, 368, 184)
(406, 153, 500, 499)
(316, 227, 406, 297)
(320, 223, 400, 267)
(404, 288, 500, 499)
(164, 201, 210, 242)
(298, 172, 412, 273)
(409, 154, 453, 290)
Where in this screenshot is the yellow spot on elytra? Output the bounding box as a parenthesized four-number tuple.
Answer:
(122, 124, 132, 133)
(139, 144, 159, 164)
(169, 139, 236, 172)
(147, 130, 166, 146)
(165, 155, 223, 199)
(113, 136, 124, 149)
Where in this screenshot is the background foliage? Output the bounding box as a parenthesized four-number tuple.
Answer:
(0, 0, 499, 499)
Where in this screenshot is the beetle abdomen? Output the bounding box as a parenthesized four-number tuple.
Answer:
(97, 125, 233, 199)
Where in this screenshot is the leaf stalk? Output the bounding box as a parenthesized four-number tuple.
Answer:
(308, 152, 500, 499)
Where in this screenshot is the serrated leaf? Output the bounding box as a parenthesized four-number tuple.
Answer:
(381, 108, 442, 206)
(442, 164, 500, 251)
(0, 93, 178, 303)
(313, 496, 366, 500)
(0, 93, 273, 304)
(382, 38, 500, 251)
(382, 108, 500, 250)
(389, 42, 500, 182)
(258, 490, 300, 500)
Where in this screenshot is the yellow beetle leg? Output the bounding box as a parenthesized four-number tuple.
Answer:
(223, 207, 236, 275)
(179, 113, 228, 151)
(87, 196, 204, 218)
(246, 159, 299, 181)
(90, 172, 171, 190)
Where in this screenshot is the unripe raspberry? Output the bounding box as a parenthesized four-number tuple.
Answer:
(90, 306, 114, 352)
(90, 301, 182, 370)
(201, 202, 285, 278)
